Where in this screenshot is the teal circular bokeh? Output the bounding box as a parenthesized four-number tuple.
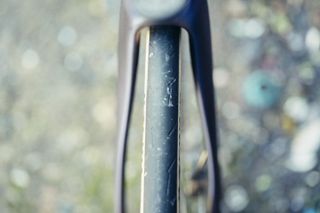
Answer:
(243, 71, 282, 109)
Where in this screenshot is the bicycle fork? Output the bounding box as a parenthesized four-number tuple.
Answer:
(116, 0, 221, 212)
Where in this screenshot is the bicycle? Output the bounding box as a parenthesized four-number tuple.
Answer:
(116, 0, 221, 212)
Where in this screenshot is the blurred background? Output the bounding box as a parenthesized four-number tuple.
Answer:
(0, 0, 320, 212)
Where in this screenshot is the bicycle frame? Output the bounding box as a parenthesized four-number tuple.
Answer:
(116, 0, 221, 212)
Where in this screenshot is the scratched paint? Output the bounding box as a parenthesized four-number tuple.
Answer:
(141, 26, 181, 213)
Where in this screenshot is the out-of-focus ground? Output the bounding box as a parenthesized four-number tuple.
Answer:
(0, 0, 118, 212)
(0, 0, 320, 212)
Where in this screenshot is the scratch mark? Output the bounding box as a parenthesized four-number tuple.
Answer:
(168, 159, 176, 173)
(162, 69, 172, 74)
(165, 53, 170, 62)
(166, 159, 176, 196)
(167, 122, 178, 139)
(163, 77, 176, 107)
(166, 174, 171, 196)
(170, 197, 177, 206)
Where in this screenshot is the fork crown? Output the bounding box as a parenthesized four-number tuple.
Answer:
(116, 0, 221, 212)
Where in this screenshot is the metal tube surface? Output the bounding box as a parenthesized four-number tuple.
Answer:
(141, 26, 181, 213)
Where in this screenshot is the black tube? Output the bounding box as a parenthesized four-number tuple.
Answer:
(141, 26, 181, 213)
